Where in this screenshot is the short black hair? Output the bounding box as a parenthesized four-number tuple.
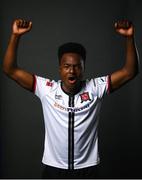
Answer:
(58, 42, 86, 64)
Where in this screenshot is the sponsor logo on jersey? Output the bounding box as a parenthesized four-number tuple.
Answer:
(54, 100, 93, 112)
(80, 92, 91, 103)
(46, 81, 53, 87)
(55, 95, 62, 100)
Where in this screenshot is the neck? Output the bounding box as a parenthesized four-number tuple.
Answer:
(61, 82, 83, 96)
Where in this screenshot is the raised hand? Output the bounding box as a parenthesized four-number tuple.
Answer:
(3, 18, 34, 91)
(12, 19, 32, 36)
(115, 20, 134, 37)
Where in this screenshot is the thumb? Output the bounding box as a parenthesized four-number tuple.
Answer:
(27, 21, 32, 31)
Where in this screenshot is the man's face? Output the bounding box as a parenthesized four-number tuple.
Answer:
(59, 53, 84, 94)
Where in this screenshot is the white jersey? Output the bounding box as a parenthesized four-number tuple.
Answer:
(33, 75, 110, 169)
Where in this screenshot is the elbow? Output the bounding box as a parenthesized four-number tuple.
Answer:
(2, 65, 13, 77)
(2, 65, 9, 76)
(131, 66, 139, 79)
(2, 66, 9, 75)
(125, 68, 139, 81)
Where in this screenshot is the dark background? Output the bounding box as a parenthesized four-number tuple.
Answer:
(0, 0, 142, 178)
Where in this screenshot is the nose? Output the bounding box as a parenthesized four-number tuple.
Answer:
(69, 65, 75, 73)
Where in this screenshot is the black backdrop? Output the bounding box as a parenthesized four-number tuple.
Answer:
(0, 0, 142, 178)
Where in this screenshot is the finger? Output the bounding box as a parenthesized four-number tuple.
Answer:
(15, 19, 22, 27)
(115, 20, 132, 29)
(21, 19, 28, 28)
(16, 19, 23, 28)
(16, 19, 31, 28)
(22, 19, 26, 27)
(26, 21, 32, 30)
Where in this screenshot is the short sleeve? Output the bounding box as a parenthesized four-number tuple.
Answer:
(93, 75, 111, 99)
(32, 75, 54, 99)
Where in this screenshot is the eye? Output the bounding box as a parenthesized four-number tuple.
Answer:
(75, 64, 82, 70)
(63, 64, 70, 69)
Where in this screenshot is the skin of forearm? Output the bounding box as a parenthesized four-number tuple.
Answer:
(124, 35, 139, 78)
(3, 34, 21, 75)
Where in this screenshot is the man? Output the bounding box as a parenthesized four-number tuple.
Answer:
(3, 19, 139, 178)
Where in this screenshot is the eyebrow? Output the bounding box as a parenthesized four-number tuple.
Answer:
(63, 63, 81, 66)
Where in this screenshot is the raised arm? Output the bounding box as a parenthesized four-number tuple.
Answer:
(110, 20, 139, 92)
(3, 19, 34, 91)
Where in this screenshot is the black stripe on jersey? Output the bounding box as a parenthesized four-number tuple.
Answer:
(68, 95, 74, 170)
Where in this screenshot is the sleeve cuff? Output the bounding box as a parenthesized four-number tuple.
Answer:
(32, 74, 37, 93)
(107, 75, 111, 94)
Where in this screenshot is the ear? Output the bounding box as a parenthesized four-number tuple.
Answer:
(81, 59, 85, 72)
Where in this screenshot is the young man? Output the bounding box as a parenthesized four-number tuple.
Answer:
(3, 19, 139, 178)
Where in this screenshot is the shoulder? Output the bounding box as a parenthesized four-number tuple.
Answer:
(84, 75, 110, 97)
(34, 75, 59, 93)
(94, 76, 109, 85)
(85, 76, 108, 87)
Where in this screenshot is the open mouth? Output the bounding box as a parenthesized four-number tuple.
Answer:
(68, 77, 77, 84)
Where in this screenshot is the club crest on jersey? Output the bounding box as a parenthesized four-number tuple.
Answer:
(80, 92, 91, 103)
(46, 81, 53, 87)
